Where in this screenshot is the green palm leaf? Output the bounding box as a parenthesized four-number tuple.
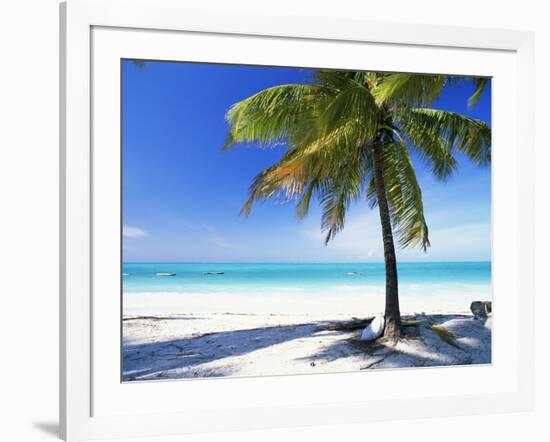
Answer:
(468, 77, 489, 107)
(374, 73, 446, 107)
(318, 146, 371, 244)
(224, 84, 320, 148)
(382, 140, 430, 251)
(402, 108, 491, 165)
(395, 117, 458, 181)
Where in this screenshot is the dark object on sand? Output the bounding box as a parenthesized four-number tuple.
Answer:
(470, 301, 492, 319)
(323, 317, 374, 331)
(203, 272, 224, 275)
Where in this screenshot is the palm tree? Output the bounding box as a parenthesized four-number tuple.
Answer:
(223, 71, 490, 339)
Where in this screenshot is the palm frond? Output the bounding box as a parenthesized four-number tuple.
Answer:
(224, 84, 320, 148)
(315, 85, 378, 139)
(291, 72, 379, 147)
(295, 179, 319, 219)
(373, 73, 446, 107)
(319, 146, 370, 244)
(403, 108, 491, 165)
(313, 70, 366, 92)
(292, 119, 367, 169)
(382, 140, 430, 251)
(468, 77, 489, 107)
(394, 120, 458, 181)
(240, 122, 370, 225)
(240, 151, 307, 216)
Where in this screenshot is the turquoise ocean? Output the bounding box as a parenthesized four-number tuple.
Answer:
(123, 262, 491, 315)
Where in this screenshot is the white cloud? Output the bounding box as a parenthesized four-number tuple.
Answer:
(123, 225, 147, 238)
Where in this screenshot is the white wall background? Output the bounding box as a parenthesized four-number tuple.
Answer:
(0, 1, 547, 441)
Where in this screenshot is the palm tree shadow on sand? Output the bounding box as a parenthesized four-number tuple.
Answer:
(294, 314, 491, 369)
(123, 322, 326, 381)
(123, 314, 491, 381)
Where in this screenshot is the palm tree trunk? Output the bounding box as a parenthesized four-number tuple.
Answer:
(372, 138, 402, 339)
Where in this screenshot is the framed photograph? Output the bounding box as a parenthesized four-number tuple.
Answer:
(60, 0, 534, 440)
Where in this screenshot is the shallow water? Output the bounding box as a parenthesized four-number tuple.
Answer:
(122, 262, 491, 315)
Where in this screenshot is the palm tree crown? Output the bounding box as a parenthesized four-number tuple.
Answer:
(224, 70, 490, 338)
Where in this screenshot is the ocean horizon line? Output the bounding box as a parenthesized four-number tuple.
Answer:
(123, 260, 491, 265)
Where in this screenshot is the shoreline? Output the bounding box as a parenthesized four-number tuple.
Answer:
(123, 310, 492, 381)
(123, 288, 491, 318)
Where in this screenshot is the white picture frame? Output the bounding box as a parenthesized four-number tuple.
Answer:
(60, 0, 534, 440)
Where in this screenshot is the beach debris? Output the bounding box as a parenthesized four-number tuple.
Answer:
(360, 316, 385, 341)
(360, 357, 386, 369)
(430, 324, 461, 349)
(346, 271, 362, 276)
(310, 361, 316, 367)
(470, 301, 492, 319)
(323, 317, 374, 331)
(123, 315, 167, 321)
(156, 272, 176, 276)
(203, 272, 224, 275)
(402, 319, 426, 327)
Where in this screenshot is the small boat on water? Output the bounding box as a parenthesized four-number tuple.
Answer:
(156, 272, 176, 277)
(122, 273, 129, 276)
(203, 271, 224, 275)
(346, 272, 362, 276)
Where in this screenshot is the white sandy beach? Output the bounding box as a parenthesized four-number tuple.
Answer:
(122, 294, 492, 381)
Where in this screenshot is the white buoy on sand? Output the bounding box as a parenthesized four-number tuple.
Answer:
(360, 316, 385, 341)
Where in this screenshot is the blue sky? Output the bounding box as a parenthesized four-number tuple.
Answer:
(122, 60, 491, 263)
